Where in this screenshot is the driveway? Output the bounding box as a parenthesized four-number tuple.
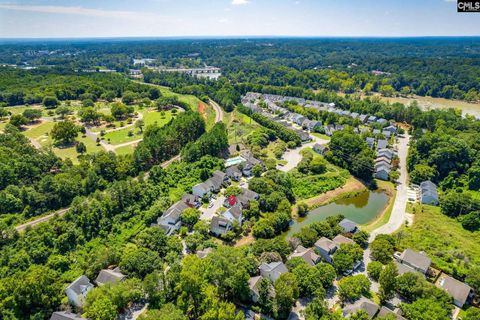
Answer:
(199, 195, 226, 221)
(369, 133, 410, 239)
(278, 134, 330, 172)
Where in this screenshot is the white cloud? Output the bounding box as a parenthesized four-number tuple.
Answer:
(231, 0, 249, 5)
(0, 4, 164, 21)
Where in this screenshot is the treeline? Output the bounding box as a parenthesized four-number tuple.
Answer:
(181, 122, 228, 162)
(0, 67, 159, 106)
(134, 111, 205, 170)
(237, 104, 301, 146)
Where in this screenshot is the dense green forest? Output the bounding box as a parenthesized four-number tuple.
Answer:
(1, 38, 480, 101)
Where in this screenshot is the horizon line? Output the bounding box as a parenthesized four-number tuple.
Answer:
(1, 35, 480, 42)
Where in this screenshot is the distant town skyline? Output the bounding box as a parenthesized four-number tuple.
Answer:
(0, 0, 479, 38)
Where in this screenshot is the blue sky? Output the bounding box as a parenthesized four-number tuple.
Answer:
(0, 0, 478, 38)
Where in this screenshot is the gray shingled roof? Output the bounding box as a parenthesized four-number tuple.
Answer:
(343, 297, 379, 318)
(65, 275, 93, 296)
(400, 249, 431, 272)
(437, 274, 472, 307)
(50, 311, 87, 320)
(95, 269, 126, 286)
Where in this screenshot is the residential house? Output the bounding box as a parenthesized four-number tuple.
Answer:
(366, 137, 375, 149)
(393, 249, 431, 275)
(377, 307, 406, 320)
(295, 129, 311, 142)
(182, 194, 200, 208)
(375, 155, 392, 165)
(332, 234, 355, 245)
(259, 261, 288, 283)
(368, 115, 377, 123)
(293, 114, 306, 126)
(339, 218, 358, 234)
(377, 148, 394, 160)
(95, 268, 126, 286)
(192, 181, 212, 198)
(50, 312, 87, 320)
(384, 125, 397, 134)
(197, 247, 213, 259)
(373, 129, 381, 135)
(65, 275, 94, 308)
(236, 188, 260, 207)
(225, 166, 242, 181)
(382, 130, 392, 139)
(325, 124, 336, 136)
(309, 121, 323, 131)
(314, 237, 338, 263)
(248, 276, 263, 303)
(223, 205, 243, 224)
(313, 143, 327, 155)
(377, 139, 388, 150)
(288, 245, 320, 266)
(436, 274, 473, 308)
(343, 297, 379, 318)
(335, 124, 345, 131)
(192, 171, 228, 198)
(351, 112, 360, 119)
(375, 163, 391, 181)
(359, 114, 369, 123)
(420, 181, 439, 206)
(210, 216, 232, 236)
(158, 201, 188, 235)
(377, 118, 388, 125)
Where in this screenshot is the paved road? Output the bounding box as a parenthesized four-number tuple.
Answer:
(15, 208, 69, 232)
(278, 135, 330, 172)
(200, 195, 226, 221)
(369, 133, 410, 240)
(209, 99, 224, 123)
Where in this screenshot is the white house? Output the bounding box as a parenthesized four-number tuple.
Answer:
(65, 275, 94, 308)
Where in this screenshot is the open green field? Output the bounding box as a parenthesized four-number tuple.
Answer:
(23, 120, 103, 163)
(115, 144, 136, 156)
(397, 204, 480, 276)
(103, 110, 173, 145)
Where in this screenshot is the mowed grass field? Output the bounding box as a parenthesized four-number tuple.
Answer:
(103, 110, 174, 145)
(396, 204, 480, 276)
(23, 120, 103, 163)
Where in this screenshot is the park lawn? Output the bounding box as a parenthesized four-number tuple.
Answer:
(115, 144, 136, 156)
(49, 135, 103, 163)
(143, 110, 173, 127)
(0, 121, 6, 132)
(103, 128, 142, 145)
(103, 110, 172, 145)
(24, 120, 55, 140)
(396, 204, 480, 276)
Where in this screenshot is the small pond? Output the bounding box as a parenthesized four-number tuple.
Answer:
(285, 190, 389, 238)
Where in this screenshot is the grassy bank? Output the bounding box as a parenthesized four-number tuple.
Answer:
(396, 204, 480, 277)
(361, 180, 396, 232)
